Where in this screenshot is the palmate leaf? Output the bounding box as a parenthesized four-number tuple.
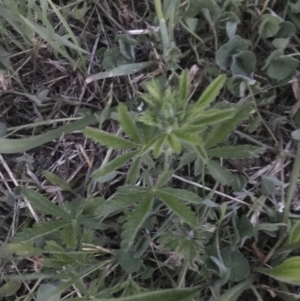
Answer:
(92, 150, 139, 179)
(118, 104, 141, 143)
(21, 188, 70, 220)
(209, 145, 265, 159)
(125, 156, 142, 185)
(94, 287, 199, 301)
(193, 74, 227, 110)
(157, 192, 197, 227)
(121, 195, 153, 249)
(177, 69, 190, 110)
(12, 220, 71, 243)
(83, 127, 138, 149)
(61, 222, 77, 249)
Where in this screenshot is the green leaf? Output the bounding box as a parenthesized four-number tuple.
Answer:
(43, 171, 72, 191)
(36, 283, 61, 301)
(173, 130, 203, 145)
(276, 21, 296, 38)
(0, 114, 98, 154)
(83, 127, 138, 149)
(221, 247, 250, 282)
(194, 144, 208, 162)
(191, 109, 236, 126)
(21, 188, 70, 219)
(94, 287, 198, 301)
(216, 35, 248, 69)
(86, 61, 154, 83)
(289, 222, 300, 245)
(238, 215, 254, 240)
(102, 48, 133, 70)
(193, 74, 227, 109)
(167, 134, 182, 154)
(207, 160, 234, 186)
(160, 188, 202, 204)
(157, 191, 197, 227)
(97, 194, 145, 217)
(61, 222, 77, 249)
(177, 69, 190, 109)
(256, 257, 300, 285)
(121, 196, 153, 249)
(259, 14, 281, 38)
(214, 281, 250, 301)
(92, 150, 139, 179)
(126, 156, 142, 185)
(155, 170, 174, 188)
(209, 145, 264, 158)
(261, 175, 281, 196)
(152, 134, 166, 158)
(231, 51, 256, 77)
(0, 280, 21, 297)
(118, 103, 141, 143)
(117, 249, 142, 274)
(205, 103, 252, 148)
(263, 50, 299, 81)
(13, 220, 71, 243)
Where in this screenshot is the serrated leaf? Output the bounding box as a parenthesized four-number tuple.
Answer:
(92, 150, 139, 179)
(94, 287, 198, 301)
(214, 281, 250, 301)
(194, 144, 208, 162)
(61, 222, 77, 249)
(209, 145, 264, 158)
(207, 160, 234, 186)
(13, 220, 71, 243)
(36, 283, 61, 301)
(121, 196, 153, 249)
(117, 249, 142, 274)
(289, 222, 300, 245)
(96, 195, 140, 218)
(177, 69, 190, 109)
(43, 171, 72, 191)
(157, 192, 197, 226)
(83, 127, 138, 149)
(118, 103, 141, 143)
(256, 257, 300, 285)
(191, 108, 236, 125)
(173, 130, 203, 145)
(194, 74, 227, 110)
(205, 103, 252, 148)
(159, 188, 202, 204)
(0, 280, 21, 297)
(21, 188, 70, 219)
(155, 170, 174, 188)
(167, 134, 182, 154)
(126, 156, 142, 185)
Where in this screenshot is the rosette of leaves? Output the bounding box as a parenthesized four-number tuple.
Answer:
(216, 35, 256, 78)
(82, 70, 264, 251)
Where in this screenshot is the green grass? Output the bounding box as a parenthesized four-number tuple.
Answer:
(1, 0, 300, 300)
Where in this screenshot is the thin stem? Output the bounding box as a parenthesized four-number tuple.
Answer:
(282, 141, 300, 227)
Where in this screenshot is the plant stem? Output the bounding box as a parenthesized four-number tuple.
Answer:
(282, 141, 300, 228)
